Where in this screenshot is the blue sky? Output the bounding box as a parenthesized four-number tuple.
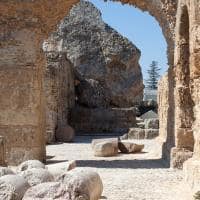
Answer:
(88, 0, 168, 80)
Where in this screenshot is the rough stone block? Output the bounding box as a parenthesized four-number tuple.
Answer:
(137, 122, 145, 129)
(145, 118, 159, 129)
(56, 168, 103, 200)
(145, 129, 159, 139)
(118, 141, 144, 153)
(93, 141, 118, 157)
(91, 138, 118, 149)
(128, 128, 145, 139)
(56, 125, 75, 143)
(171, 147, 193, 169)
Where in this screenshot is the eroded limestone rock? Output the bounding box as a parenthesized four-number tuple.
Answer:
(23, 182, 70, 200)
(0, 175, 30, 200)
(118, 141, 144, 153)
(53, 0, 144, 107)
(19, 168, 54, 186)
(91, 138, 118, 149)
(57, 168, 103, 200)
(56, 125, 75, 143)
(17, 160, 45, 172)
(145, 118, 159, 129)
(128, 128, 145, 139)
(145, 129, 159, 139)
(75, 79, 110, 108)
(93, 141, 118, 157)
(140, 110, 158, 120)
(47, 160, 76, 179)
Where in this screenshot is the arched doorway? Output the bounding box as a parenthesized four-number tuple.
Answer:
(0, 0, 177, 165)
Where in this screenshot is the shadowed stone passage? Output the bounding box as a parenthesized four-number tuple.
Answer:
(70, 106, 136, 133)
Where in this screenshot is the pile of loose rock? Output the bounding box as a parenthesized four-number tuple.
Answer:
(121, 110, 159, 140)
(92, 138, 144, 157)
(0, 160, 103, 200)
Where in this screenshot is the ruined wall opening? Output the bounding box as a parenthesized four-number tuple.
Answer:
(2, 0, 200, 198)
(44, 0, 171, 164)
(0, 0, 177, 166)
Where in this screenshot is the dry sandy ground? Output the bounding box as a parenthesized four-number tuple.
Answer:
(46, 136, 193, 200)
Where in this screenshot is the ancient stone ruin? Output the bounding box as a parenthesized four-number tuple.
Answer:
(0, 0, 200, 198)
(44, 1, 143, 139)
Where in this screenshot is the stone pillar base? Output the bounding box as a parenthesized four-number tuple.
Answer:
(184, 158, 200, 193)
(170, 147, 193, 169)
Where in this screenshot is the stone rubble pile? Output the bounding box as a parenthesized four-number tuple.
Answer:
(120, 111, 159, 140)
(0, 160, 103, 200)
(92, 138, 144, 157)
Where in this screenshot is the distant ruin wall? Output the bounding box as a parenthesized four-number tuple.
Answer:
(43, 38, 75, 144)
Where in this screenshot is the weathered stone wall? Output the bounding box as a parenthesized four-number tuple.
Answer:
(174, 0, 194, 152)
(70, 106, 136, 133)
(43, 38, 75, 144)
(181, 0, 200, 194)
(157, 68, 176, 163)
(0, 0, 78, 164)
(0, 25, 46, 165)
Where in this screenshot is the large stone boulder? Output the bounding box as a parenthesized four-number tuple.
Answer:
(23, 182, 70, 199)
(144, 118, 159, 129)
(52, 0, 143, 107)
(0, 175, 30, 200)
(19, 168, 54, 186)
(118, 141, 144, 153)
(76, 79, 110, 108)
(91, 138, 118, 149)
(127, 128, 145, 139)
(93, 141, 118, 157)
(17, 160, 45, 172)
(57, 168, 103, 200)
(56, 125, 75, 142)
(47, 160, 76, 179)
(140, 110, 158, 120)
(145, 129, 159, 139)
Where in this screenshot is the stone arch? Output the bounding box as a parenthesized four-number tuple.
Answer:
(0, 0, 177, 165)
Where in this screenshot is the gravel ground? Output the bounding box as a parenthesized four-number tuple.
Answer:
(46, 136, 192, 200)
